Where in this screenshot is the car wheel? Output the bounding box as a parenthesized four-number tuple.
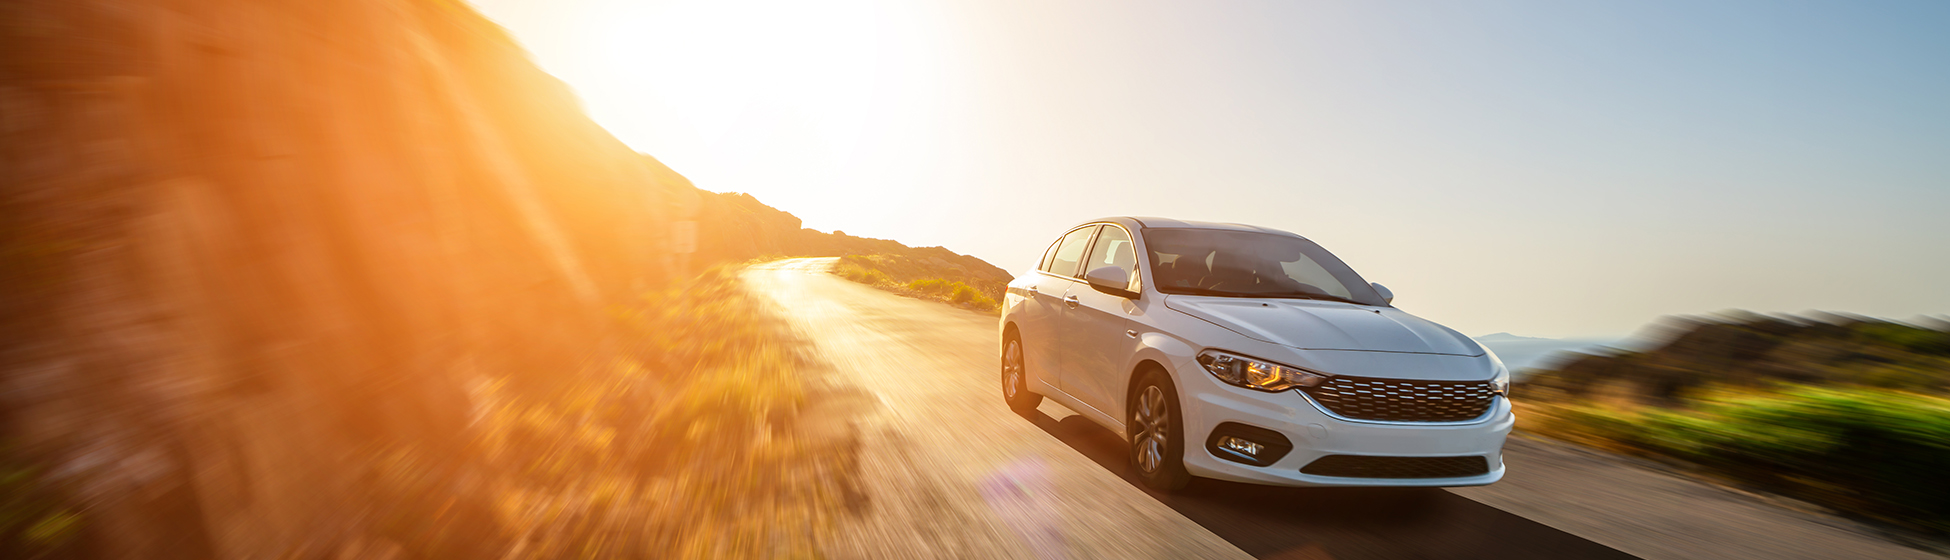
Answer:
(1130, 368, 1191, 490)
(1002, 336, 1042, 413)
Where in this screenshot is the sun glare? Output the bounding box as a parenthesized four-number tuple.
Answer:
(540, 0, 960, 230)
(580, 2, 885, 144)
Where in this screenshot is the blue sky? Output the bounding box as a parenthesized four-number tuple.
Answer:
(469, 0, 1949, 338)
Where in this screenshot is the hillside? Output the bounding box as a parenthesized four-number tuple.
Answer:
(0, 1, 1007, 556)
(1518, 313, 1950, 537)
(0, 1, 866, 557)
(661, 165, 1010, 302)
(1522, 313, 1950, 404)
(670, 169, 1008, 283)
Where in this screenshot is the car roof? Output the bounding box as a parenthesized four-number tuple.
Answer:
(1082, 216, 1308, 239)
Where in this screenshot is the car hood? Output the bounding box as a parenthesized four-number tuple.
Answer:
(1164, 296, 1483, 356)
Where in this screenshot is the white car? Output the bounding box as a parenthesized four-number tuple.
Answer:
(999, 217, 1512, 490)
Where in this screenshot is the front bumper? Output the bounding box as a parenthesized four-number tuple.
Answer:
(1175, 359, 1515, 487)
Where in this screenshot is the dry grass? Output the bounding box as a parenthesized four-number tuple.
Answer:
(366, 267, 852, 558)
(833, 256, 1000, 312)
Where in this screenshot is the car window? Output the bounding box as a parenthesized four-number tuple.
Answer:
(1038, 237, 1062, 272)
(1142, 228, 1383, 305)
(1041, 226, 1099, 278)
(1082, 226, 1138, 290)
(1278, 257, 1352, 299)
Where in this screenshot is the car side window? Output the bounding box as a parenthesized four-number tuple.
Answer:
(1082, 226, 1138, 289)
(1041, 226, 1099, 278)
(1038, 237, 1062, 272)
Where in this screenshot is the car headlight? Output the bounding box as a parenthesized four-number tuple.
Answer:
(1486, 348, 1511, 397)
(1195, 350, 1330, 393)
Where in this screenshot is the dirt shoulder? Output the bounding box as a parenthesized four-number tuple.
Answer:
(1451, 435, 1946, 560)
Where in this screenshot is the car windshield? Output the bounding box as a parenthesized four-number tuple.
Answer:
(1142, 228, 1385, 305)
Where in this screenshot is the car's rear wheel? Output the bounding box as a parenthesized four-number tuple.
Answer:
(1130, 368, 1191, 490)
(1002, 336, 1042, 413)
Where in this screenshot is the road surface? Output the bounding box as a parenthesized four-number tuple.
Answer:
(745, 258, 1942, 560)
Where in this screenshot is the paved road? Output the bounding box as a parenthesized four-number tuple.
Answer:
(746, 258, 1941, 560)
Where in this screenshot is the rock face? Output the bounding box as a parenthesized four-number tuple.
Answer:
(0, 1, 693, 557)
(1522, 313, 1950, 405)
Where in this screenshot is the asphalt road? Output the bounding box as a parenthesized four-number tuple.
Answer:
(745, 258, 1942, 560)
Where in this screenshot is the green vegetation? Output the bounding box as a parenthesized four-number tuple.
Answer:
(369, 267, 852, 558)
(1521, 314, 1950, 538)
(1525, 386, 1950, 536)
(834, 255, 1001, 312)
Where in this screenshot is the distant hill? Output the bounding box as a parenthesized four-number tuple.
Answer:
(639, 154, 1008, 284)
(1521, 313, 1950, 404)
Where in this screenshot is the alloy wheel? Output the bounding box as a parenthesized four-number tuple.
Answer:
(1133, 385, 1169, 474)
(1003, 341, 1024, 399)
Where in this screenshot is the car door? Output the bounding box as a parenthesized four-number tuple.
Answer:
(1059, 224, 1142, 417)
(1022, 225, 1099, 385)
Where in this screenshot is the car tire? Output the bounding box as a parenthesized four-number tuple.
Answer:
(1130, 368, 1191, 490)
(1002, 335, 1042, 413)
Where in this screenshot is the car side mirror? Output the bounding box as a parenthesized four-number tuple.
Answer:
(1370, 282, 1394, 305)
(1085, 266, 1139, 299)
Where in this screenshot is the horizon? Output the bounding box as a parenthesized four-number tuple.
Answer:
(466, 0, 1949, 339)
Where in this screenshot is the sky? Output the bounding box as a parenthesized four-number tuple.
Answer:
(466, 0, 1949, 339)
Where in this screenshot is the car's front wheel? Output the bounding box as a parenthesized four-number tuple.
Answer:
(1002, 336, 1042, 413)
(1130, 368, 1191, 490)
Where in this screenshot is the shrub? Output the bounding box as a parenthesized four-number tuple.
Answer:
(905, 278, 954, 296)
(904, 279, 998, 311)
(835, 262, 894, 287)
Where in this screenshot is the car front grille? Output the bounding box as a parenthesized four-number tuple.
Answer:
(1300, 455, 1490, 479)
(1299, 375, 1497, 422)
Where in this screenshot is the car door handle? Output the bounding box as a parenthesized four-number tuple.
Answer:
(1126, 330, 1139, 338)
(1027, 285, 1038, 293)
(1063, 295, 1080, 308)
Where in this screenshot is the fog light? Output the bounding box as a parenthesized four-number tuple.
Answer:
(1217, 436, 1263, 457)
(1206, 422, 1293, 466)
